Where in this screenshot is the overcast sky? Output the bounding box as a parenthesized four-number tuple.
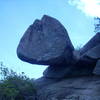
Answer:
(0, 0, 97, 79)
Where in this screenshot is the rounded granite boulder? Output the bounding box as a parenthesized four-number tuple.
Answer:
(17, 15, 74, 65)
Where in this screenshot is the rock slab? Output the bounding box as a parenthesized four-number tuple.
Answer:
(37, 76, 100, 100)
(83, 44, 100, 60)
(80, 32, 100, 55)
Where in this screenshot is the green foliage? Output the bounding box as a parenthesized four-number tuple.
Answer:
(0, 62, 36, 100)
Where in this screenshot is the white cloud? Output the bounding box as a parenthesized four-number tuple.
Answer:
(68, 0, 100, 17)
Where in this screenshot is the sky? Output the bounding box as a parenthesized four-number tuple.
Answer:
(0, 0, 99, 79)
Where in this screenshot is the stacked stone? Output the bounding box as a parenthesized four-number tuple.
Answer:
(17, 15, 100, 80)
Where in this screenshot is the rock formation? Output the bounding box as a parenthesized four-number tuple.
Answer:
(17, 15, 100, 100)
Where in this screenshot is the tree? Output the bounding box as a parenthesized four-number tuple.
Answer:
(0, 62, 36, 100)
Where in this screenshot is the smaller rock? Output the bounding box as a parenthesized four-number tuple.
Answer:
(80, 32, 100, 55)
(74, 56, 96, 76)
(43, 56, 96, 79)
(93, 60, 100, 75)
(77, 44, 100, 75)
(43, 64, 74, 78)
(43, 52, 97, 79)
(82, 44, 100, 60)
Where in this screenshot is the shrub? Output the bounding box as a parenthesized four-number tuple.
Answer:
(0, 62, 36, 100)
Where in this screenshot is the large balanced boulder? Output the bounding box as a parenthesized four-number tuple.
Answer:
(17, 15, 74, 65)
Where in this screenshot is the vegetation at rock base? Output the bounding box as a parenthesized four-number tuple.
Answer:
(0, 62, 36, 100)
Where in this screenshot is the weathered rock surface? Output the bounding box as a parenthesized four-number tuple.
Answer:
(93, 60, 100, 75)
(34, 77, 61, 90)
(43, 42, 100, 79)
(80, 32, 100, 55)
(74, 56, 97, 75)
(82, 44, 100, 60)
(43, 64, 74, 78)
(79, 42, 100, 75)
(17, 15, 74, 65)
(43, 56, 97, 79)
(37, 76, 100, 100)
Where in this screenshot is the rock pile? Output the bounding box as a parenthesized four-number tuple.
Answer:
(17, 15, 100, 100)
(17, 15, 100, 78)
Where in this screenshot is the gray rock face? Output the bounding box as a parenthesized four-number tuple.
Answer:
(77, 43, 100, 76)
(43, 62, 94, 79)
(80, 32, 100, 55)
(34, 77, 60, 90)
(37, 76, 100, 100)
(93, 60, 100, 75)
(16, 15, 100, 100)
(17, 15, 74, 65)
(43, 50, 98, 79)
(43, 64, 73, 78)
(83, 44, 100, 60)
(43, 44, 100, 79)
(74, 56, 96, 75)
